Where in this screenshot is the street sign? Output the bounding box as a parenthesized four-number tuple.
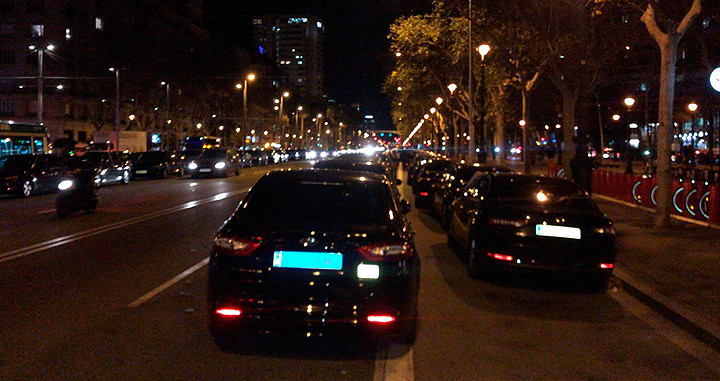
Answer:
(711, 67, 720, 93)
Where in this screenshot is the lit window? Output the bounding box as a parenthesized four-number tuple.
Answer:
(95, 17, 103, 30)
(31, 24, 44, 37)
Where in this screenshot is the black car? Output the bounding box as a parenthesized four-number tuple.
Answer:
(84, 151, 131, 186)
(187, 148, 240, 178)
(247, 150, 268, 166)
(412, 158, 456, 208)
(446, 173, 616, 288)
(207, 169, 419, 349)
(129, 151, 184, 179)
(178, 150, 202, 172)
(0, 154, 66, 197)
(406, 151, 435, 187)
(431, 164, 514, 227)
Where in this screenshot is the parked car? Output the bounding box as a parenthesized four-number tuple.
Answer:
(446, 173, 616, 288)
(187, 148, 240, 178)
(236, 150, 253, 168)
(207, 169, 419, 349)
(0, 154, 66, 197)
(83, 151, 131, 186)
(412, 159, 457, 208)
(247, 150, 268, 166)
(129, 151, 184, 179)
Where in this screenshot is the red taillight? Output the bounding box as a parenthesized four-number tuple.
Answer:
(358, 241, 414, 262)
(488, 252, 514, 262)
(489, 218, 528, 228)
(216, 308, 242, 316)
(213, 236, 260, 257)
(600, 263, 614, 269)
(367, 315, 395, 324)
(419, 192, 429, 196)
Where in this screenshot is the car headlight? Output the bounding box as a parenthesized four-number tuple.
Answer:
(215, 161, 226, 169)
(306, 151, 317, 160)
(58, 180, 74, 190)
(188, 162, 198, 170)
(100, 169, 108, 175)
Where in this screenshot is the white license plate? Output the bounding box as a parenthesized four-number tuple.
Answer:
(199, 168, 212, 173)
(136, 170, 147, 174)
(535, 224, 581, 240)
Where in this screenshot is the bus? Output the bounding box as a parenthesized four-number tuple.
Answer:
(0, 122, 48, 157)
(181, 136, 223, 151)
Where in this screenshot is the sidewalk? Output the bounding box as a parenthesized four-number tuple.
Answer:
(594, 197, 720, 349)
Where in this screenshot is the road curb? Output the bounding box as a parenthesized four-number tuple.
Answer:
(614, 268, 720, 352)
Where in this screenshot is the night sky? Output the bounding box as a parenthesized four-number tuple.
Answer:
(204, 0, 433, 127)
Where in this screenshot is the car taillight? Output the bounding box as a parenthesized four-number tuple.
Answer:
(488, 252, 514, 262)
(213, 236, 260, 257)
(489, 218, 528, 228)
(600, 263, 614, 269)
(367, 315, 395, 324)
(358, 241, 414, 262)
(216, 308, 242, 317)
(419, 192, 429, 197)
(593, 225, 616, 235)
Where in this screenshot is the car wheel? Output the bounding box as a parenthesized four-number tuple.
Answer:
(467, 239, 483, 279)
(121, 171, 130, 184)
(160, 168, 168, 179)
(20, 179, 34, 198)
(212, 333, 242, 352)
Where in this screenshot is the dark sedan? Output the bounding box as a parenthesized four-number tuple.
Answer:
(447, 173, 616, 288)
(187, 149, 240, 178)
(431, 164, 514, 227)
(412, 158, 456, 208)
(130, 151, 184, 179)
(0, 154, 66, 197)
(84, 151, 131, 186)
(207, 169, 419, 349)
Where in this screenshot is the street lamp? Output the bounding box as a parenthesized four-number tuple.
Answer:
(624, 97, 636, 108)
(477, 44, 490, 162)
(687, 102, 698, 112)
(234, 73, 256, 148)
(447, 84, 457, 94)
(295, 106, 304, 148)
(436, 97, 444, 106)
(612, 114, 621, 121)
(28, 44, 56, 125)
(160, 81, 171, 148)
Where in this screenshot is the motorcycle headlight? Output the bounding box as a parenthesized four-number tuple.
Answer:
(215, 161, 226, 169)
(58, 180, 74, 190)
(188, 162, 198, 170)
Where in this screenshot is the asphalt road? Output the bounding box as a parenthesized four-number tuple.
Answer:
(0, 161, 718, 380)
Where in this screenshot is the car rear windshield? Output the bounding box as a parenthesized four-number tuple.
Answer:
(490, 177, 595, 209)
(235, 177, 395, 230)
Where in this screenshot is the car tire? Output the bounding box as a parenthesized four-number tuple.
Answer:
(467, 239, 484, 279)
(20, 179, 34, 198)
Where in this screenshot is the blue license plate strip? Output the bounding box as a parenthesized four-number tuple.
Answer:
(272, 251, 343, 270)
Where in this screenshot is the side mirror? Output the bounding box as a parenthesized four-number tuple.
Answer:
(395, 178, 403, 186)
(400, 199, 411, 214)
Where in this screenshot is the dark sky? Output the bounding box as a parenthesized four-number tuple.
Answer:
(204, 0, 432, 127)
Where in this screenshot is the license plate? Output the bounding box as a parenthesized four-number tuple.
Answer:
(272, 251, 343, 270)
(535, 224, 581, 240)
(136, 170, 147, 174)
(199, 168, 211, 173)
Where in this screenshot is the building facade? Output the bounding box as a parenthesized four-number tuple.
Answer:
(252, 15, 325, 102)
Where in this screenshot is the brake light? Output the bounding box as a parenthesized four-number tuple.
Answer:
(213, 236, 260, 257)
(216, 308, 242, 316)
(489, 218, 528, 228)
(419, 192, 429, 197)
(488, 252, 513, 262)
(358, 241, 414, 262)
(600, 263, 614, 269)
(367, 315, 395, 324)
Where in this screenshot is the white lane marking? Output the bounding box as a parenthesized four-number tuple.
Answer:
(374, 343, 414, 381)
(610, 287, 720, 375)
(128, 257, 209, 308)
(0, 188, 248, 264)
(38, 209, 56, 214)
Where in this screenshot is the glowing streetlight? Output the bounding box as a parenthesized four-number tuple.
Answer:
(612, 114, 621, 121)
(236, 127, 241, 133)
(435, 97, 444, 106)
(247, 73, 256, 82)
(447, 83, 457, 94)
(219, 125, 224, 131)
(519, 120, 526, 127)
(477, 44, 490, 59)
(196, 123, 202, 129)
(282, 91, 290, 98)
(424, 114, 430, 120)
(624, 97, 636, 108)
(688, 102, 698, 112)
(395, 52, 401, 57)
(128, 114, 136, 121)
(397, 86, 403, 91)
(235, 83, 242, 89)
(430, 107, 437, 114)
(297, 105, 303, 111)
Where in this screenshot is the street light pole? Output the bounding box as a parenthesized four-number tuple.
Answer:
(110, 68, 120, 151)
(467, 0, 474, 163)
(38, 49, 43, 125)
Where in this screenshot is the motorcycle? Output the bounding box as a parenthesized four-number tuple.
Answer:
(56, 170, 99, 219)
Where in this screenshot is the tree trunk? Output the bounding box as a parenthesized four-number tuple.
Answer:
(522, 90, 531, 174)
(655, 37, 680, 228)
(561, 91, 578, 179)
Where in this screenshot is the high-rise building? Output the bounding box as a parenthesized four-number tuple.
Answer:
(252, 15, 324, 102)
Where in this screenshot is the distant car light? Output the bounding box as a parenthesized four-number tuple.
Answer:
(215, 308, 242, 316)
(367, 315, 395, 324)
(488, 252, 514, 262)
(306, 151, 318, 160)
(58, 180, 74, 190)
(600, 263, 614, 269)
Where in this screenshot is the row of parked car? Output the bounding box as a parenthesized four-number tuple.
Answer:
(395, 149, 617, 290)
(0, 147, 306, 198)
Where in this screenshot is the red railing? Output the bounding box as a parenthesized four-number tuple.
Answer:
(591, 170, 720, 225)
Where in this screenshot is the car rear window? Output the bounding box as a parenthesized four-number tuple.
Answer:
(424, 161, 454, 172)
(235, 177, 395, 230)
(490, 177, 596, 210)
